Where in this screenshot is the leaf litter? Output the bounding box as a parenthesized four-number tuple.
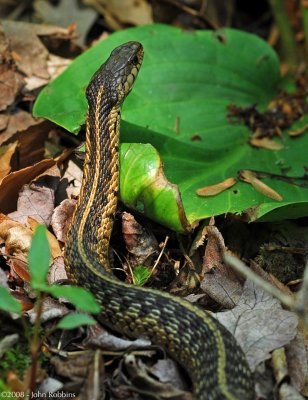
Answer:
(0, 7, 307, 400)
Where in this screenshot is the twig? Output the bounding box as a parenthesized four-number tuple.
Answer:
(294, 260, 308, 324)
(224, 253, 308, 326)
(150, 236, 169, 276)
(224, 253, 294, 309)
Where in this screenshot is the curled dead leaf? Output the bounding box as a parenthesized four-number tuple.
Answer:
(196, 177, 237, 197)
(0, 158, 55, 214)
(288, 124, 308, 137)
(250, 137, 284, 150)
(0, 141, 18, 181)
(239, 169, 283, 201)
(51, 199, 77, 243)
(28, 217, 62, 259)
(122, 211, 159, 268)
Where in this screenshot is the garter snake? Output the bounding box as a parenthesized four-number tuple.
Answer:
(65, 41, 255, 399)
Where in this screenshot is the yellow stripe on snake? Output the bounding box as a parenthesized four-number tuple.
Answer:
(65, 42, 255, 399)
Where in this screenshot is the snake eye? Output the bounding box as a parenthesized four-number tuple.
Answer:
(132, 55, 139, 66)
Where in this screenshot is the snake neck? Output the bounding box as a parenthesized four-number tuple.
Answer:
(66, 85, 120, 275)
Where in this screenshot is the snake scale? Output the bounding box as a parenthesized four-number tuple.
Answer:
(65, 41, 255, 399)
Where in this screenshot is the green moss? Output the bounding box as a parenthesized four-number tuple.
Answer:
(0, 379, 11, 393)
(0, 344, 30, 380)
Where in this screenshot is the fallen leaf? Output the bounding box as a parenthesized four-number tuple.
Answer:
(0, 214, 33, 260)
(1, 20, 72, 80)
(27, 296, 69, 324)
(48, 256, 68, 285)
(201, 268, 243, 309)
(34, 0, 97, 46)
(122, 211, 159, 268)
(0, 158, 55, 214)
(239, 169, 283, 201)
(0, 110, 41, 145)
(61, 160, 83, 199)
(8, 183, 56, 225)
(51, 199, 77, 243)
(285, 333, 308, 393)
(196, 177, 237, 197)
(0, 141, 17, 181)
(288, 124, 308, 137)
(84, 323, 151, 350)
(85, 0, 153, 30)
(200, 225, 243, 308)
(28, 217, 62, 259)
(7, 257, 30, 282)
(0, 65, 25, 111)
(216, 279, 298, 371)
(121, 353, 192, 399)
(250, 137, 284, 150)
(25, 54, 72, 91)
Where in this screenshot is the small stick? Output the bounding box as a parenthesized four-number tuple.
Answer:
(223, 253, 294, 309)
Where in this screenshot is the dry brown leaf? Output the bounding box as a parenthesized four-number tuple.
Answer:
(1, 20, 71, 80)
(196, 177, 237, 197)
(84, 0, 153, 30)
(27, 296, 69, 324)
(62, 160, 83, 199)
(0, 158, 55, 214)
(8, 184, 56, 225)
(7, 258, 30, 282)
(34, 0, 97, 46)
(0, 65, 25, 111)
(0, 23, 25, 111)
(0, 113, 9, 130)
(122, 211, 159, 268)
(0, 141, 18, 181)
(8, 163, 62, 225)
(288, 124, 308, 137)
(250, 137, 284, 150)
(0, 110, 42, 145)
(25, 54, 72, 91)
(0, 111, 50, 170)
(51, 198, 77, 243)
(216, 279, 298, 371)
(239, 169, 283, 201)
(201, 225, 243, 308)
(285, 333, 308, 393)
(48, 256, 67, 285)
(28, 217, 62, 259)
(0, 214, 33, 260)
(121, 354, 192, 400)
(84, 323, 151, 351)
(51, 351, 99, 382)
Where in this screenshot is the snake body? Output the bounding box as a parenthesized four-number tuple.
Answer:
(65, 41, 255, 399)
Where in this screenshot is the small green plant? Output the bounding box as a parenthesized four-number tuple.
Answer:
(0, 225, 101, 398)
(133, 265, 151, 286)
(0, 344, 30, 380)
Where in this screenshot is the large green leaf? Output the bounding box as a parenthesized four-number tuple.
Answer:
(33, 24, 308, 231)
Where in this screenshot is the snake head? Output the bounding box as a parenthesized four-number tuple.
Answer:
(86, 41, 144, 105)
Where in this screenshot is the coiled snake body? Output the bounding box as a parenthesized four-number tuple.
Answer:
(65, 41, 255, 399)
